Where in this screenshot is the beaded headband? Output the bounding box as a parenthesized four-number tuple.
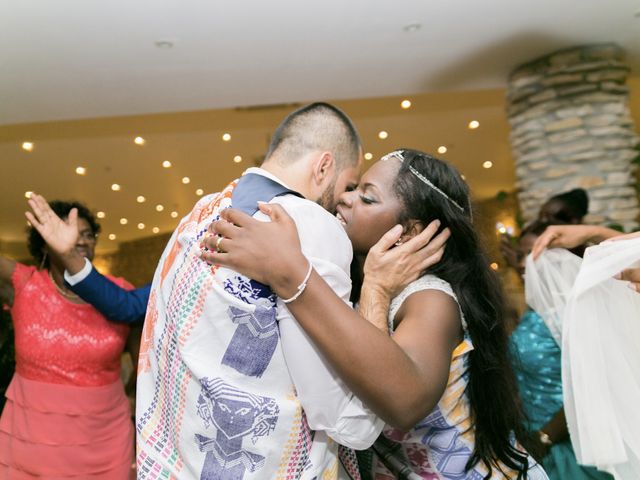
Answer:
(381, 150, 465, 213)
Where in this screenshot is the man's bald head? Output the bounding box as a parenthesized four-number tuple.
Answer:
(265, 102, 362, 170)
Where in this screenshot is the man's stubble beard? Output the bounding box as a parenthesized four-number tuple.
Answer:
(317, 177, 337, 215)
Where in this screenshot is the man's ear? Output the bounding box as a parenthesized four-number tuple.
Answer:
(312, 151, 335, 186)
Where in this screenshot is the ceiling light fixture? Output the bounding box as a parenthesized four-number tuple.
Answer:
(138, 223, 145, 230)
(222, 133, 231, 141)
(156, 204, 164, 212)
(364, 152, 373, 161)
(134, 136, 145, 145)
(137, 195, 146, 203)
(195, 188, 204, 196)
(120, 218, 128, 225)
(162, 160, 172, 168)
(25, 191, 33, 199)
(108, 234, 116, 240)
(490, 262, 499, 271)
(111, 183, 121, 191)
(378, 131, 388, 140)
(182, 176, 190, 184)
(96, 211, 106, 218)
(22, 142, 34, 152)
(437, 146, 447, 154)
(233, 155, 242, 163)
(401, 100, 412, 109)
(75, 166, 86, 175)
(154, 39, 174, 49)
(403, 23, 421, 33)
(152, 227, 160, 234)
(483, 161, 493, 169)
(468, 120, 480, 130)
(170, 211, 178, 218)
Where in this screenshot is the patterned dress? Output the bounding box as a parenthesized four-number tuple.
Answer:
(0, 263, 134, 479)
(358, 276, 549, 480)
(510, 310, 613, 480)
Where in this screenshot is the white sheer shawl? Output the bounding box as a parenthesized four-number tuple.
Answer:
(525, 239, 640, 480)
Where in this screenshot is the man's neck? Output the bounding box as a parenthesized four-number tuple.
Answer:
(259, 159, 311, 199)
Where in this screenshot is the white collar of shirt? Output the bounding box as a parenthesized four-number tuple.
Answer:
(243, 167, 294, 191)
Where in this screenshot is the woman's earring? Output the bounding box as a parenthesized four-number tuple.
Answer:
(39, 251, 48, 270)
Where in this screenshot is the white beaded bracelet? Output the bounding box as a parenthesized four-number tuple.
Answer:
(281, 259, 313, 304)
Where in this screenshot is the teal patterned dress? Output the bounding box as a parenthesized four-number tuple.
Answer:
(510, 310, 613, 480)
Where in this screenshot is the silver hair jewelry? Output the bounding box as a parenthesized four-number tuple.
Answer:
(382, 150, 465, 213)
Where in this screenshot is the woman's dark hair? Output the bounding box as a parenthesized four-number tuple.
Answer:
(540, 188, 589, 224)
(27, 200, 100, 268)
(392, 149, 530, 478)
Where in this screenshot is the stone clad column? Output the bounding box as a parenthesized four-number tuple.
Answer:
(507, 44, 640, 230)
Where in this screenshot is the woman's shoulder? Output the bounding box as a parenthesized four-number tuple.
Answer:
(389, 275, 466, 330)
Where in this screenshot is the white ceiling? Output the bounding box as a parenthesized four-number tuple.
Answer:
(1, 0, 639, 125)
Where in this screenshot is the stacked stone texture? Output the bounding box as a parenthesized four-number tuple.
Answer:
(507, 44, 639, 230)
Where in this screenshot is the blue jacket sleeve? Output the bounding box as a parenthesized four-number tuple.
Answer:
(66, 267, 150, 323)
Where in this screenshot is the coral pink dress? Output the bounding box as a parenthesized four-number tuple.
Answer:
(0, 263, 134, 479)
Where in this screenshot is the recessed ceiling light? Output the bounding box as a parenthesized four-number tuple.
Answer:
(182, 176, 190, 184)
(156, 204, 164, 212)
(22, 142, 34, 152)
(162, 160, 172, 168)
(108, 233, 116, 240)
(120, 218, 128, 225)
(461, 174, 466, 181)
(468, 120, 480, 130)
(437, 146, 447, 154)
(195, 188, 204, 196)
(75, 166, 86, 175)
(378, 131, 388, 140)
(401, 99, 412, 109)
(154, 39, 174, 49)
(25, 191, 33, 199)
(483, 161, 493, 169)
(222, 133, 231, 142)
(111, 183, 121, 191)
(152, 227, 160, 234)
(96, 211, 106, 218)
(134, 136, 145, 145)
(490, 262, 499, 271)
(364, 152, 373, 161)
(137, 195, 146, 203)
(137, 223, 145, 230)
(403, 23, 421, 33)
(170, 211, 178, 218)
(233, 155, 242, 163)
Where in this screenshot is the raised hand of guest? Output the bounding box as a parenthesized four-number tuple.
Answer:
(531, 224, 620, 260)
(25, 193, 86, 274)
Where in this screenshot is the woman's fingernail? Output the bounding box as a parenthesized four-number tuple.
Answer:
(627, 282, 637, 292)
(613, 272, 622, 280)
(434, 220, 441, 227)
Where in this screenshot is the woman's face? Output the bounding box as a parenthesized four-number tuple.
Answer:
(46, 217, 97, 264)
(335, 159, 404, 254)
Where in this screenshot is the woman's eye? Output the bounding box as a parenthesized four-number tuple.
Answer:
(345, 184, 357, 192)
(360, 195, 375, 204)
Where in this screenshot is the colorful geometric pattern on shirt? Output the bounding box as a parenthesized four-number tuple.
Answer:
(273, 387, 314, 480)
(137, 186, 236, 477)
(339, 445, 363, 480)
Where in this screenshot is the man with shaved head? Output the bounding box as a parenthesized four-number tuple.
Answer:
(136, 103, 382, 479)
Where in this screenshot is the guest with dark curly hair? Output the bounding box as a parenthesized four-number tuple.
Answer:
(0, 199, 136, 478)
